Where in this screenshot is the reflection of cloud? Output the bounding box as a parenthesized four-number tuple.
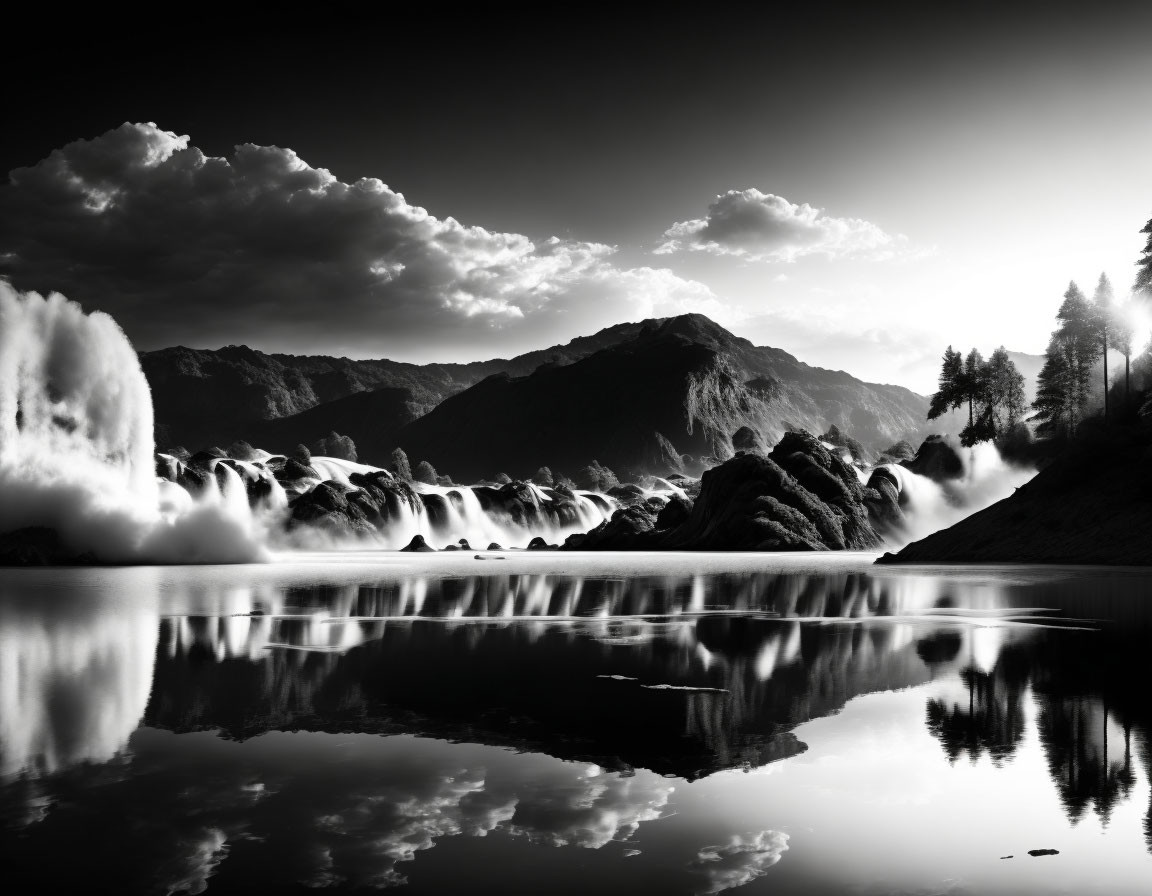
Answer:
(302, 770, 517, 888)
(504, 763, 673, 848)
(658, 189, 908, 262)
(157, 827, 228, 896)
(687, 830, 790, 894)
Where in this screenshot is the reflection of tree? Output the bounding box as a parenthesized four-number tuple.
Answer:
(1038, 696, 1132, 826)
(925, 640, 1029, 766)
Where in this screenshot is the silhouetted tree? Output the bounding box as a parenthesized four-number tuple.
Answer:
(1033, 334, 1075, 438)
(1058, 281, 1102, 419)
(929, 345, 1024, 446)
(1113, 297, 1136, 407)
(1092, 273, 1116, 418)
(290, 443, 311, 465)
(390, 447, 412, 482)
(927, 346, 964, 420)
(414, 460, 438, 484)
(1033, 282, 1101, 437)
(1135, 216, 1152, 299)
(533, 466, 554, 487)
(983, 347, 1027, 433)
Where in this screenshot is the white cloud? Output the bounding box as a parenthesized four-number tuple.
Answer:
(687, 830, 790, 894)
(0, 123, 726, 358)
(657, 189, 909, 262)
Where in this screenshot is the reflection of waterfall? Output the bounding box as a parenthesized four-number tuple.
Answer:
(0, 575, 159, 778)
(0, 287, 276, 563)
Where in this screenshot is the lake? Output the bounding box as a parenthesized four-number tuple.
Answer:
(2, 552, 1151, 895)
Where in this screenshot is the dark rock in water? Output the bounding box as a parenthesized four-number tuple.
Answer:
(861, 467, 905, 539)
(565, 429, 886, 552)
(276, 458, 320, 481)
(188, 449, 226, 471)
(878, 439, 916, 464)
(458, 539, 472, 550)
(565, 503, 660, 550)
(901, 434, 964, 482)
(731, 425, 766, 455)
(607, 484, 647, 506)
(443, 544, 460, 551)
(487, 542, 503, 551)
(0, 527, 99, 566)
(527, 537, 557, 551)
(655, 495, 692, 529)
(400, 534, 436, 552)
(1027, 849, 1059, 857)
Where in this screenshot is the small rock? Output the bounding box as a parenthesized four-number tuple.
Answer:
(527, 536, 557, 551)
(458, 539, 472, 550)
(443, 544, 460, 551)
(400, 534, 436, 553)
(487, 542, 503, 551)
(1027, 849, 1059, 857)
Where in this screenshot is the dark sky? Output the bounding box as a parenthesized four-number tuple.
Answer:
(4, 2, 1152, 386)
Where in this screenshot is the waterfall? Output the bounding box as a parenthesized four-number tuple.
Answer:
(0, 286, 279, 563)
(881, 442, 1035, 546)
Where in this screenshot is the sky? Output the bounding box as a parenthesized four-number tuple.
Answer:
(2, 2, 1151, 393)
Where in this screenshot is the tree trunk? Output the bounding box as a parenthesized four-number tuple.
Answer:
(968, 397, 973, 429)
(1103, 336, 1109, 420)
(1126, 353, 1131, 407)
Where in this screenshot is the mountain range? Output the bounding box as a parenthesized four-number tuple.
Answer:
(142, 314, 941, 480)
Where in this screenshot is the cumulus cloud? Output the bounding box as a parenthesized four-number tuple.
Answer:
(0, 123, 724, 358)
(687, 830, 790, 894)
(657, 189, 908, 262)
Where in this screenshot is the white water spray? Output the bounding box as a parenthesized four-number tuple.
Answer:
(0, 287, 275, 563)
(881, 442, 1035, 546)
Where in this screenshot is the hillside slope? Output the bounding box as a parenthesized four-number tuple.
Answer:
(395, 316, 932, 480)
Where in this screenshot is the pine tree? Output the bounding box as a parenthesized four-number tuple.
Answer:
(1113, 296, 1136, 407)
(1092, 273, 1114, 418)
(1033, 334, 1074, 438)
(532, 466, 554, 487)
(960, 348, 985, 431)
(1054, 281, 1100, 432)
(1135, 217, 1152, 299)
(984, 347, 1026, 431)
(927, 346, 964, 420)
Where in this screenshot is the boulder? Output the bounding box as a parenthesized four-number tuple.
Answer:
(901, 434, 964, 481)
(400, 534, 436, 552)
(655, 495, 692, 529)
(731, 426, 766, 455)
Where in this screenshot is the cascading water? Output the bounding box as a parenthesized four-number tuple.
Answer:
(880, 442, 1035, 546)
(0, 287, 275, 563)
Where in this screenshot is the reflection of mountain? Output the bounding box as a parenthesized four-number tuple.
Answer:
(141, 571, 994, 779)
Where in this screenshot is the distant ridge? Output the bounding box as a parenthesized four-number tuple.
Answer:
(141, 314, 932, 472)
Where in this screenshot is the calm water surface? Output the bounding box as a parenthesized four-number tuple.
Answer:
(2, 552, 1151, 895)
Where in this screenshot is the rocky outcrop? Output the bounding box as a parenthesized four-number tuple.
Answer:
(901, 434, 964, 481)
(565, 430, 898, 552)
